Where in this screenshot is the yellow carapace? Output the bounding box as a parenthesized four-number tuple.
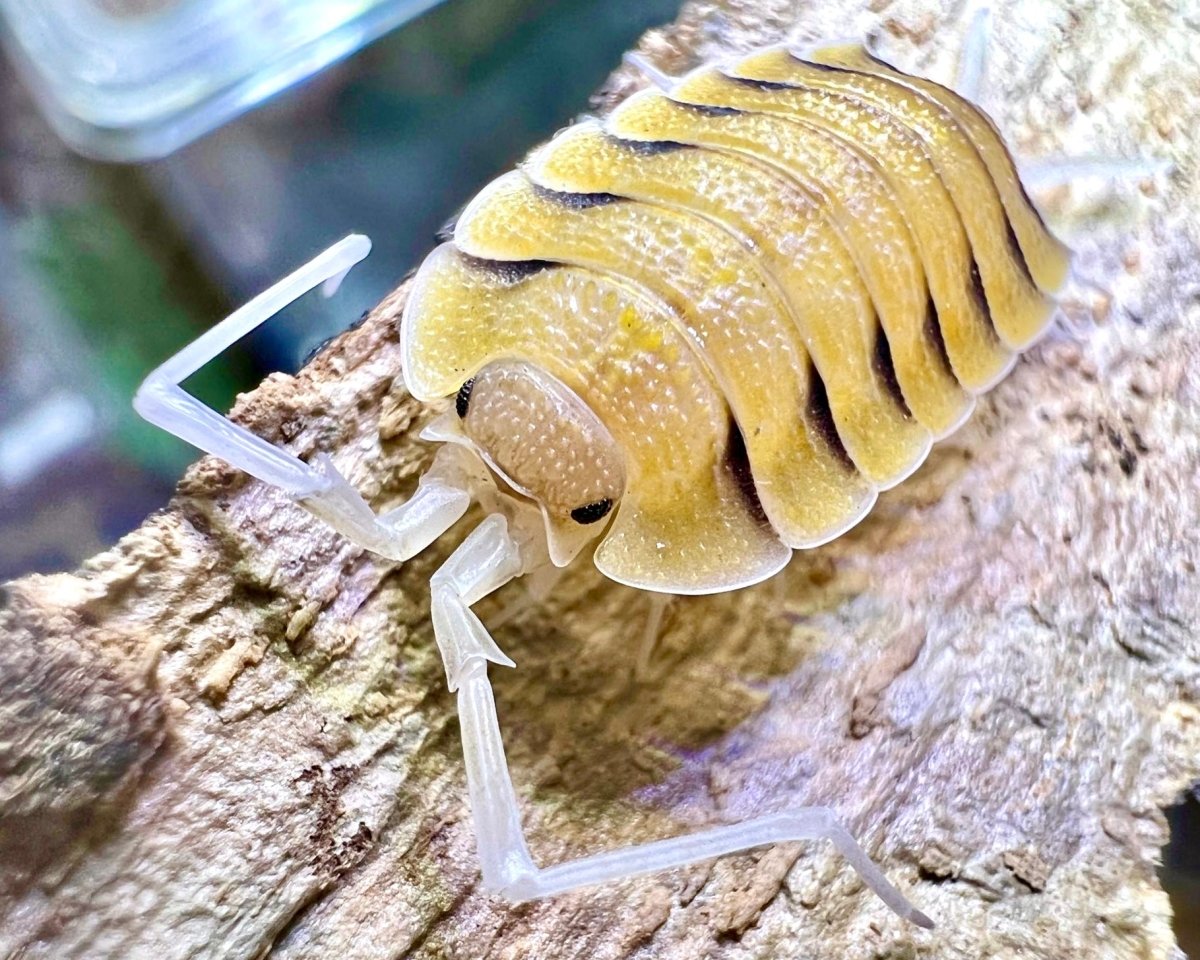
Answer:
(401, 42, 1071, 595)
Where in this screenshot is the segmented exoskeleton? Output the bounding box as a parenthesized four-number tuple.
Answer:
(136, 15, 1108, 929)
(402, 40, 1071, 595)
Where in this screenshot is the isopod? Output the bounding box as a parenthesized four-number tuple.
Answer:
(136, 11, 1105, 929)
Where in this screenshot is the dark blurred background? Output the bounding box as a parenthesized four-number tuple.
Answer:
(0, 0, 1195, 951)
(0, 0, 680, 580)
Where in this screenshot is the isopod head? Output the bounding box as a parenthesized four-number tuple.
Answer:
(450, 359, 624, 566)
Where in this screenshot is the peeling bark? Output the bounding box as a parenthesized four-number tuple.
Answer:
(2, 1, 1199, 958)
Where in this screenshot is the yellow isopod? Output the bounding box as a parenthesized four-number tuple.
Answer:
(402, 42, 1070, 593)
(137, 16, 1091, 930)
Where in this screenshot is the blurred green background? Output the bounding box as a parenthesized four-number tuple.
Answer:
(0, 0, 680, 578)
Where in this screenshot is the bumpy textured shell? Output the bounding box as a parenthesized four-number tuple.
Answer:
(400, 41, 1071, 594)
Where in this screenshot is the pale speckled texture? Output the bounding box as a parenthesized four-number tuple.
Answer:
(524, 118, 947, 465)
(453, 171, 872, 545)
(1, 0, 1199, 958)
(403, 246, 790, 590)
(605, 87, 1020, 392)
(462, 362, 626, 521)
(696, 55, 1056, 347)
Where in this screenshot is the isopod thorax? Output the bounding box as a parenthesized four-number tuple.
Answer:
(401, 40, 1070, 594)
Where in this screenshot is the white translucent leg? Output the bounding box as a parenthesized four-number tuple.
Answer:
(434, 517, 932, 926)
(635, 592, 674, 679)
(430, 514, 524, 688)
(950, 3, 1176, 193)
(302, 445, 474, 561)
(956, 4, 992, 101)
(134, 234, 471, 561)
(1017, 155, 1175, 191)
(948, 0, 1173, 197)
(490, 557, 566, 630)
(135, 235, 370, 497)
(622, 51, 676, 92)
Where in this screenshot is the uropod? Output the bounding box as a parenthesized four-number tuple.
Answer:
(137, 10, 1130, 928)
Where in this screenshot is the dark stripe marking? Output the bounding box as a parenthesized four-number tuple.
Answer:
(679, 101, 744, 118)
(723, 418, 771, 527)
(1004, 214, 1037, 287)
(872, 322, 912, 418)
(967, 256, 1000, 340)
(791, 50, 1045, 295)
(727, 74, 795, 91)
(863, 49, 902, 73)
(532, 185, 624, 208)
(923, 293, 955, 376)
(611, 135, 692, 155)
(862, 49, 1056, 254)
(805, 360, 855, 470)
(459, 253, 558, 284)
(1012, 161, 1052, 231)
(790, 56, 843, 73)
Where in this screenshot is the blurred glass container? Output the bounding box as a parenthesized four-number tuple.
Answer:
(0, 0, 447, 161)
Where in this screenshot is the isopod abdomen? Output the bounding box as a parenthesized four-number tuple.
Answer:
(400, 41, 1072, 594)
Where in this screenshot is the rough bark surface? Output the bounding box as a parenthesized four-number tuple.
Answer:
(2, 1, 1199, 957)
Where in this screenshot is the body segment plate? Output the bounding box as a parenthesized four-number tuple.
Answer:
(800, 42, 1071, 295)
(524, 120, 945, 459)
(716, 51, 1056, 348)
(402, 245, 792, 591)
(399, 38, 1067, 592)
(606, 89, 1016, 393)
(452, 170, 879, 546)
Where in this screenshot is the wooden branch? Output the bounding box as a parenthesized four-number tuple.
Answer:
(3, 1, 1199, 957)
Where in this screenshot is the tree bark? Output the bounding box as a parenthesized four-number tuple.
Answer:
(2, 1, 1198, 957)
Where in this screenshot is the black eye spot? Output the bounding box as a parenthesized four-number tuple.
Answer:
(570, 498, 613, 525)
(456, 378, 475, 418)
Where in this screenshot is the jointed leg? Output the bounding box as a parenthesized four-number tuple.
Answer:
(956, 4, 992, 102)
(433, 516, 933, 926)
(135, 236, 370, 498)
(1015, 155, 1175, 192)
(301, 444, 477, 561)
(490, 557, 566, 630)
(950, 7, 1174, 191)
(134, 236, 473, 561)
(634, 592, 674, 680)
(947, 5, 1170, 336)
(622, 51, 676, 92)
